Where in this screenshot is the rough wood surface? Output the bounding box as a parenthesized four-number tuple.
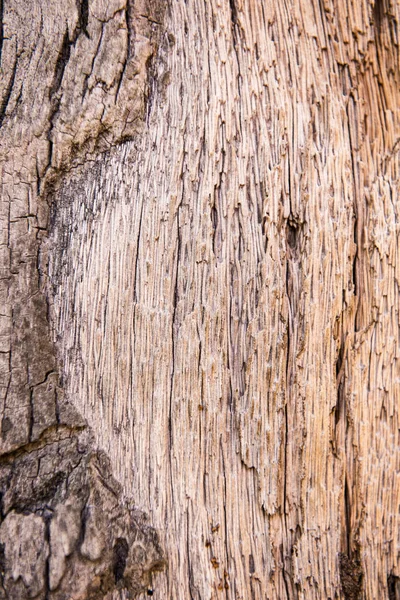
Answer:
(1, 0, 400, 599)
(0, 0, 166, 597)
(48, 1, 400, 598)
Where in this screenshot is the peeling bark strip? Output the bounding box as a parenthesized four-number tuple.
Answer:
(0, 0, 166, 597)
(48, 0, 399, 598)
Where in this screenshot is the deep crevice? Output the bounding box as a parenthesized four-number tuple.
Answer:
(78, 0, 89, 38)
(145, 51, 157, 122)
(352, 212, 358, 300)
(167, 151, 185, 513)
(373, 0, 386, 35)
(220, 438, 230, 599)
(0, 56, 18, 128)
(49, 28, 71, 99)
(281, 544, 291, 600)
(126, 0, 134, 58)
(334, 336, 345, 428)
(344, 476, 351, 555)
(29, 387, 34, 441)
(186, 509, 195, 600)
(286, 222, 298, 251)
(0, 0, 4, 64)
(113, 537, 129, 583)
(388, 574, 400, 600)
(228, 0, 238, 27)
(44, 512, 52, 598)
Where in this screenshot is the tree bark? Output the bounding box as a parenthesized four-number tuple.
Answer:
(0, 1, 166, 598)
(1, 0, 399, 599)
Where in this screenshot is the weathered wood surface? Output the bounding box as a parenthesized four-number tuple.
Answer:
(0, 0, 165, 597)
(2, 0, 400, 598)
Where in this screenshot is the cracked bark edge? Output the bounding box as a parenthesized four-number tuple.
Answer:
(0, 0, 169, 597)
(0, 423, 166, 599)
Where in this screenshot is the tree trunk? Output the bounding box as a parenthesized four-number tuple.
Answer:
(1, 0, 399, 599)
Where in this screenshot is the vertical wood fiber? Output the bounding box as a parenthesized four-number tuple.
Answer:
(49, 1, 400, 598)
(1, 0, 399, 598)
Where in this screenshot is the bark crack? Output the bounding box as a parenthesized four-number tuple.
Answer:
(0, 0, 4, 62)
(186, 508, 195, 600)
(0, 55, 17, 128)
(1, 1, 169, 597)
(49, 28, 71, 100)
(76, 0, 89, 39)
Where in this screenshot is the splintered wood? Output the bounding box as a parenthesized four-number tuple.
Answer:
(1, 0, 399, 598)
(50, 1, 400, 598)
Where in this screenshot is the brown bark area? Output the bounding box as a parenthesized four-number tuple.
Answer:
(1, 0, 400, 599)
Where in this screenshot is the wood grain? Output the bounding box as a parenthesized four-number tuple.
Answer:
(1, 0, 399, 598)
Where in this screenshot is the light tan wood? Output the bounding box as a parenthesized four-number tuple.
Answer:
(1, 0, 400, 598)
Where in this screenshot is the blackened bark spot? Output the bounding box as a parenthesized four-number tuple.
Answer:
(388, 574, 400, 600)
(0, 542, 5, 571)
(249, 554, 255, 574)
(38, 471, 66, 504)
(339, 553, 363, 600)
(12, 471, 66, 513)
(1, 417, 12, 437)
(113, 537, 129, 582)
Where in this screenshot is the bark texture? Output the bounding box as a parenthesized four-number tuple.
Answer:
(0, 0, 165, 597)
(1, 0, 400, 599)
